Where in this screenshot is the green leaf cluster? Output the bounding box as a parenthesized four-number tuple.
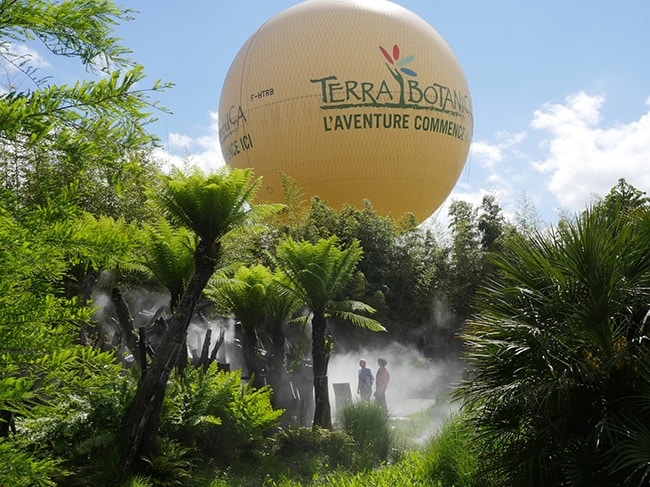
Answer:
(1, 0, 170, 219)
(457, 183, 650, 485)
(162, 365, 284, 465)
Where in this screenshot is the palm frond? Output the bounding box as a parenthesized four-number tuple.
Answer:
(142, 219, 195, 299)
(273, 236, 363, 310)
(204, 264, 273, 325)
(152, 167, 280, 245)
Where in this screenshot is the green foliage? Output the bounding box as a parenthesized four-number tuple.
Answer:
(140, 218, 195, 305)
(272, 427, 356, 474)
(162, 365, 283, 465)
(147, 415, 484, 486)
(274, 236, 383, 332)
(153, 167, 279, 245)
(139, 438, 194, 487)
(0, 439, 61, 487)
(22, 359, 131, 454)
(264, 449, 430, 487)
(336, 401, 394, 467)
(0, 0, 169, 220)
(0, 0, 133, 68)
(0, 185, 140, 485)
(207, 264, 274, 325)
(2, 348, 135, 486)
(212, 427, 359, 485)
(420, 413, 482, 487)
(457, 185, 650, 486)
(443, 200, 483, 319)
(0, 197, 137, 430)
(289, 199, 444, 333)
(124, 475, 154, 487)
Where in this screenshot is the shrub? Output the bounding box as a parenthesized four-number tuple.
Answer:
(0, 438, 61, 487)
(336, 401, 394, 468)
(138, 437, 193, 487)
(8, 349, 135, 486)
(162, 364, 283, 465)
(273, 427, 355, 476)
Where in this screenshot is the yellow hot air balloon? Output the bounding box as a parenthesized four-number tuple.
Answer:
(219, 0, 473, 221)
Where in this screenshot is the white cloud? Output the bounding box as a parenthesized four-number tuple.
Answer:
(6, 43, 51, 69)
(0, 43, 51, 93)
(470, 140, 502, 167)
(469, 130, 525, 168)
(530, 92, 650, 210)
(156, 111, 225, 173)
(167, 132, 193, 149)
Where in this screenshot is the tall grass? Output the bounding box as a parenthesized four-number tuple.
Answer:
(336, 401, 394, 467)
(420, 412, 483, 487)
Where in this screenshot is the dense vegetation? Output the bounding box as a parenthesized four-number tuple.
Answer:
(2, 2, 649, 486)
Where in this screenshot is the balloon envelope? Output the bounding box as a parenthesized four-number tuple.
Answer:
(219, 0, 473, 221)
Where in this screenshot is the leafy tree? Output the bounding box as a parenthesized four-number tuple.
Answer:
(443, 200, 481, 320)
(457, 185, 650, 485)
(441, 196, 508, 323)
(120, 167, 279, 476)
(263, 269, 302, 410)
(598, 177, 649, 219)
(477, 194, 505, 252)
(0, 193, 141, 483)
(207, 264, 301, 415)
(513, 191, 543, 237)
(0, 0, 170, 377)
(272, 236, 385, 429)
(291, 198, 443, 341)
(0, 0, 169, 220)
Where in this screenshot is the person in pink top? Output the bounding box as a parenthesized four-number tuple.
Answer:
(374, 358, 390, 408)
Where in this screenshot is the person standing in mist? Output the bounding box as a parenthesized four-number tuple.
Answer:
(357, 359, 374, 401)
(374, 358, 390, 408)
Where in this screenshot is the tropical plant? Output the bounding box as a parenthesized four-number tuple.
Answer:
(120, 167, 280, 476)
(262, 269, 303, 413)
(272, 236, 385, 429)
(207, 264, 302, 406)
(140, 219, 196, 310)
(207, 264, 275, 388)
(291, 199, 443, 337)
(162, 365, 283, 466)
(457, 185, 650, 486)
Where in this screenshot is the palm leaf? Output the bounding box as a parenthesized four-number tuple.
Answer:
(141, 219, 195, 301)
(152, 167, 281, 245)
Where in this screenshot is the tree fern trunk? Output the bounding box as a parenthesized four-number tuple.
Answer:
(120, 242, 217, 477)
(241, 322, 263, 388)
(311, 311, 332, 429)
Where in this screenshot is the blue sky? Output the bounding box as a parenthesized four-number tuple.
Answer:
(17, 0, 650, 227)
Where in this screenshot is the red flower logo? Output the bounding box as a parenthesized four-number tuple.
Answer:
(379, 44, 417, 77)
